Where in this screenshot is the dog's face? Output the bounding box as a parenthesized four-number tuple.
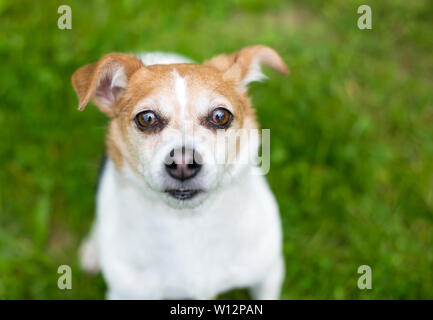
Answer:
(72, 46, 287, 208)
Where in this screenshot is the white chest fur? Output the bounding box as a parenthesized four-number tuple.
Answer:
(92, 160, 283, 299)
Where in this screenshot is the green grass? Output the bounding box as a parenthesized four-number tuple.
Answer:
(0, 0, 432, 299)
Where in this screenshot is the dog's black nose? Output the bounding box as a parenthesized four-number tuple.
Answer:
(165, 147, 202, 181)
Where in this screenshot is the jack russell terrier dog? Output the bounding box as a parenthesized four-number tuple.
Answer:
(72, 46, 288, 299)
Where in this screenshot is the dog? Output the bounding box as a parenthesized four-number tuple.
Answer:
(72, 45, 288, 299)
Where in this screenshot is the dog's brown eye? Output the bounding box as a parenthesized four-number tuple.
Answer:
(209, 107, 232, 128)
(135, 111, 159, 130)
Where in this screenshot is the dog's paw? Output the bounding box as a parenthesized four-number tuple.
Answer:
(79, 238, 100, 275)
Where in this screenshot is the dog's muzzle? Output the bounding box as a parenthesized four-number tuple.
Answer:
(165, 147, 202, 181)
(164, 147, 203, 200)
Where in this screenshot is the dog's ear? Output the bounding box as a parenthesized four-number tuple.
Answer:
(204, 45, 288, 93)
(71, 53, 143, 116)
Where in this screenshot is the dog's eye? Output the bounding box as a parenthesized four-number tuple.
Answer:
(208, 107, 232, 128)
(135, 111, 159, 130)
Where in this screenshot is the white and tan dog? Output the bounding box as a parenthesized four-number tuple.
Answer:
(72, 46, 288, 299)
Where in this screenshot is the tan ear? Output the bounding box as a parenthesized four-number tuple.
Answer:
(71, 53, 143, 116)
(204, 45, 288, 92)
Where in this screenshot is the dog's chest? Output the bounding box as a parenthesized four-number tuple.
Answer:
(97, 161, 281, 298)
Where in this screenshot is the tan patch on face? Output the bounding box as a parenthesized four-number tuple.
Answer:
(107, 63, 260, 171)
(122, 65, 255, 123)
(106, 120, 125, 169)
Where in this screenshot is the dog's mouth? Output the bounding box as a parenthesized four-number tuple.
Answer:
(165, 189, 202, 200)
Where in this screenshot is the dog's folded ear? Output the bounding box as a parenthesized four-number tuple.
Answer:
(71, 53, 143, 116)
(204, 45, 288, 93)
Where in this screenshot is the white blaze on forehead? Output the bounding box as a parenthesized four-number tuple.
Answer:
(172, 69, 187, 118)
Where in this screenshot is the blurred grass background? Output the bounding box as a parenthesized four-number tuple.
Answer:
(0, 0, 432, 299)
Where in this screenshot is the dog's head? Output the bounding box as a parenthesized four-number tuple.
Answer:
(72, 46, 288, 208)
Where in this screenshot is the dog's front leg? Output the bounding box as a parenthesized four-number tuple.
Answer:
(79, 221, 100, 274)
(103, 259, 163, 300)
(249, 255, 285, 300)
